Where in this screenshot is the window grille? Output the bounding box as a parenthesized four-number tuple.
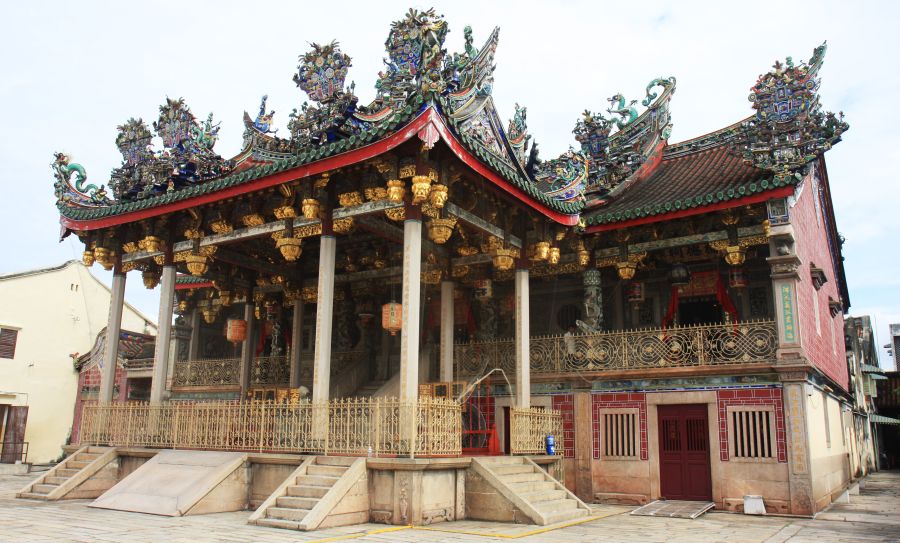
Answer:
(600, 408, 639, 459)
(726, 405, 776, 461)
(0, 328, 18, 359)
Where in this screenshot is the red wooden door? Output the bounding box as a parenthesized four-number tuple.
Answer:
(657, 404, 712, 501)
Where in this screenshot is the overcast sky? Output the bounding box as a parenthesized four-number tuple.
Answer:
(2, 1, 898, 365)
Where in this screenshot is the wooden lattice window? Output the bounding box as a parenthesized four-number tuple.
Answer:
(600, 408, 639, 459)
(726, 405, 776, 461)
(0, 328, 18, 359)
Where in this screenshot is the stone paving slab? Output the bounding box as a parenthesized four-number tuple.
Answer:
(2, 471, 900, 542)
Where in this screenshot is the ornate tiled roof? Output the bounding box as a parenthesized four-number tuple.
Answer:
(51, 15, 846, 230)
(583, 142, 792, 227)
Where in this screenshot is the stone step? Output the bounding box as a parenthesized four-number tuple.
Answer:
(17, 492, 50, 500)
(534, 499, 578, 513)
(297, 474, 339, 487)
(32, 484, 58, 494)
(491, 464, 535, 476)
(307, 464, 347, 477)
(76, 453, 101, 462)
(543, 507, 588, 525)
(276, 496, 319, 510)
(498, 472, 544, 483)
(286, 485, 329, 498)
(44, 476, 69, 486)
(507, 480, 555, 493)
(478, 457, 525, 465)
(267, 506, 310, 522)
(315, 456, 357, 467)
(521, 489, 567, 503)
(67, 460, 91, 469)
(57, 468, 81, 478)
(255, 517, 302, 531)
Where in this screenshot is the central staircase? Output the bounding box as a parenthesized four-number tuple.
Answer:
(251, 456, 367, 531)
(471, 457, 590, 525)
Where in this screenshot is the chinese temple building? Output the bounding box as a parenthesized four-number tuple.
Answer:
(36, 8, 860, 525)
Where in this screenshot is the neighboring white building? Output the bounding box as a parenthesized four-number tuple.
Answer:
(0, 261, 155, 463)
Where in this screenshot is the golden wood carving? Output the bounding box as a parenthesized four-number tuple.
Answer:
(386, 179, 405, 203)
(411, 175, 431, 205)
(241, 213, 265, 227)
(276, 237, 302, 262)
(273, 205, 297, 219)
(338, 191, 363, 207)
(333, 217, 355, 234)
(209, 219, 233, 234)
(385, 207, 406, 222)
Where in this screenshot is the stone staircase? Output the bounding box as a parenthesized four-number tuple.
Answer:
(471, 457, 590, 525)
(251, 456, 367, 531)
(17, 446, 117, 500)
(353, 380, 387, 398)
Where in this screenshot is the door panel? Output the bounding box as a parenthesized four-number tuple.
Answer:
(1, 406, 28, 464)
(657, 404, 712, 501)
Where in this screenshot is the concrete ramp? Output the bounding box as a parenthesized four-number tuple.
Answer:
(90, 450, 248, 516)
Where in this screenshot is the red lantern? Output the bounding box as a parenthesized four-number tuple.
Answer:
(226, 319, 247, 344)
(625, 282, 645, 304)
(382, 302, 402, 336)
(728, 268, 749, 288)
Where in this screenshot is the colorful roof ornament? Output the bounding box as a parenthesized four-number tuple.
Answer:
(507, 103, 530, 167)
(741, 42, 848, 175)
(52, 153, 109, 208)
(575, 77, 676, 199)
(102, 98, 232, 202)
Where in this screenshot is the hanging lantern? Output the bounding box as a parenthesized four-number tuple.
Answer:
(616, 260, 637, 280)
(93, 246, 114, 271)
(724, 245, 746, 266)
(386, 179, 406, 203)
(428, 183, 449, 209)
(669, 263, 691, 286)
(142, 268, 161, 289)
(185, 254, 209, 276)
(276, 237, 303, 262)
(139, 235, 163, 253)
(411, 175, 432, 205)
(577, 241, 590, 267)
(226, 318, 248, 344)
(427, 218, 456, 244)
(625, 282, 645, 304)
(382, 302, 402, 335)
(548, 247, 561, 265)
(728, 268, 749, 288)
(533, 241, 550, 261)
(301, 198, 320, 220)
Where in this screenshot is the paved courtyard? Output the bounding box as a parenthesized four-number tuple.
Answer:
(1, 470, 898, 542)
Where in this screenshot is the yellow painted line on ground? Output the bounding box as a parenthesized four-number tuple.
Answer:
(411, 512, 623, 539)
(302, 525, 411, 543)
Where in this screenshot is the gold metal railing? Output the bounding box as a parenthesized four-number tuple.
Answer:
(78, 397, 462, 457)
(172, 357, 241, 387)
(250, 356, 290, 386)
(510, 407, 564, 455)
(455, 319, 778, 377)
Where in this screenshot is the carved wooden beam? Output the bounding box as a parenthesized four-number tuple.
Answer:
(593, 224, 767, 259)
(446, 203, 522, 248)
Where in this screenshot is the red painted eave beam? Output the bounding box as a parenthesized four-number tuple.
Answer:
(583, 186, 795, 233)
(60, 107, 578, 230)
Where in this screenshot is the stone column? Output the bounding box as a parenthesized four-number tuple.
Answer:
(583, 268, 603, 331)
(150, 264, 176, 404)
(399, 213, 422, 404)
(780, 373, 815, 515)
(289, 300, 304, 388)
(188, 307, 201, 361)
(573, 390, 594, 501)
(239, 302, 255, 398)
(515, 264, 531, 408)
(312, 235, 336, 404)
(439, 280, 454, 382)
(99, 269, 126, 404)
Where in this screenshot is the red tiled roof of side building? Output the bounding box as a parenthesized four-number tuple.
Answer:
(583, 144, 785, 228)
